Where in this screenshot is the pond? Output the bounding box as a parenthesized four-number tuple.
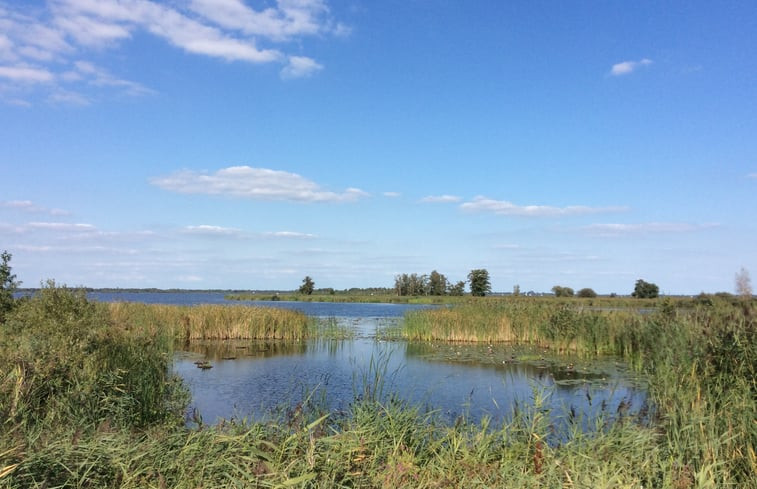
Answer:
(168, 300, 647, 428)
(77, 293, 647, 428)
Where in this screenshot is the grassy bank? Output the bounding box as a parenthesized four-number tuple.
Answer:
(1, 285, 755, 487)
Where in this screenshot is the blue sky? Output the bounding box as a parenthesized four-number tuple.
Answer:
(1, 0, 755, 294)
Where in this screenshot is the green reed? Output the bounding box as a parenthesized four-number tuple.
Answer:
(108, 302, 309, 341)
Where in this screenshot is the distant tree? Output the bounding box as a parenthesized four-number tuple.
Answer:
(632, 279, 659, 299)
(577, 287, 597, 298)
(468, 269, 491, 297)
(299, 276, 315, 295)
(513, 284, 520, 297)
(0, 250, 20, 322)
(448, 280, 466, 296)
(428, 270, 448, 296)
(735, 267, 752, 299)
(551, 285, 575, 297)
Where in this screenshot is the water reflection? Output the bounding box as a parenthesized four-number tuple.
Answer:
(175, 319, 647, 428)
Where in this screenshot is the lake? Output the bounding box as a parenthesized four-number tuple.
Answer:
(88, 292, 648, 427)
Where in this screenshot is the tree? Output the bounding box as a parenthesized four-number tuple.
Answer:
(468, 269, 491, 297)
(428, 270, 448, 296)
(0, 250, 20, 322)
(298, 276, 315, 295)
(551, 285, 575, 297)
(735, 267, 752, 299)
(448, 280, 466, 296)
(577, 287, 597, 298)
(513, 284, 520, 296)
(632, 279, 659, 299)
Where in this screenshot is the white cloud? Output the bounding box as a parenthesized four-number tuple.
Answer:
(27, 221, 96, 231)
(460, 196, 627, 217)
(150, 166, 369, 203)
(583, 222, 718, 236)
(183, 224, 242, 236)
(383, 191, 401, 198)
(188, 0, 337, 41)
(420, 194, 461, 204)
(1, 200, 70, 215)
(610, 58, 652, 76)
(0, 65, 55, 83)
(73, 60, 153, 95)
(280, 55, 323, 79)
(263, 231, 316, 239)
(0, 0, 343, 104)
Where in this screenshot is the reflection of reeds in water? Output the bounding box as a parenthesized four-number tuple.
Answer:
(108, 303, 309, 340)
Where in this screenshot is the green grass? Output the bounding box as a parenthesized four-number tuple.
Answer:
(1, 284, 755, 488)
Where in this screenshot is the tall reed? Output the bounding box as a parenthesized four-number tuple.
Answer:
(108, 302, 309, 341)
(403, 299, 641, 357)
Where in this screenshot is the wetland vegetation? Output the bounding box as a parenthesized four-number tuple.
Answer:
(0, 273, 754, 487)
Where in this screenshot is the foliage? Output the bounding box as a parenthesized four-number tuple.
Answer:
(551, 285, 574, 297)
(632, 279, 659, 298)
(0, 282, 186, 435)
(576, 287, 597, 298)
(299, 275, 315, 295)
(0, 251, 19, 323)
(427, 270, 447, 296)
(467, 269, 491, 297)
(394, 270, 460, 296)
(448, 280, 466, 296)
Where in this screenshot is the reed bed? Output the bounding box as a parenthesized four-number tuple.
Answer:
(108, 302, 309, 341)
(403, 299, 643, 357)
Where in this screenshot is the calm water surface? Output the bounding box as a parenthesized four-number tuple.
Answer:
(87, 292, 646, 426)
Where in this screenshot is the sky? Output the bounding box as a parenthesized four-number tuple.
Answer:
(1, 0, 756, 295)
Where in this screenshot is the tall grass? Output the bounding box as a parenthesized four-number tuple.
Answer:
(403, 299, 642, 357)
(108, 302, 309, 341)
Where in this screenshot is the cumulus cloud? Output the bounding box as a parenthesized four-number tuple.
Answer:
(420, 194, 462, 204)
(460, 196, 627, 217)
(0, 0, 342, 104)
(280, 55, 323, 79)
(610, 58, 653, 76)
(583, 222, 718, 236)
(150, 166, 369, 203)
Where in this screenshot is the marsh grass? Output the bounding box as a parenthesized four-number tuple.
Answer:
(108, 302, 309, 341)
(403, 300, 643, 357)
